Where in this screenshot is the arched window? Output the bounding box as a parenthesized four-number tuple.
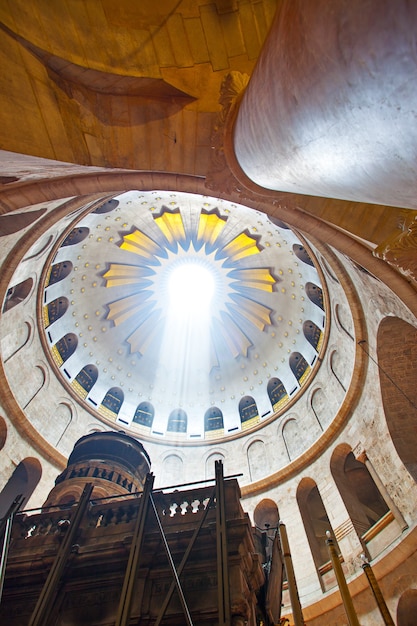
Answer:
(303, 320, 323, 351)
(239, 396, 259, 429)
(289, 352, 310, 384)
(52, 333, 78, 366)
(297, 478, 340, 589)
(43, 297, 69, 327)
(204, 406, 224, 437)
(305, 282, 324, 310)
(330, 445, 389, 538)
(293, 243, 314, 266)
(161, 454, 183, 486)
(167, 409, 187, 433)
(335, 303, 354, 339)
(46, 261, 73, 286)
(253, 499, 280, 562)
(2, 277, 33, 312)
(0, 208, 46, 235)
(397, 589, 417, 626)
(72, 364, 98, 398)
(205, 452, 225, 479)
(133, 402, 155, 428)
(92, 198, 119, 214)
(100, 387, 124, 418)
(267, 378, 288, 412)
(0, 416, 7, 450)
(61, 227, 89, 247)
(377, 317, 417, 482)
(0, 458, 42, 518)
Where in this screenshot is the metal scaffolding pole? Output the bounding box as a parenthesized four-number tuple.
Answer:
(116, 473, 154, 626)
(29, 483, 93, 626)
(215, 460, 231, 626)
(0, 495, 24, 604)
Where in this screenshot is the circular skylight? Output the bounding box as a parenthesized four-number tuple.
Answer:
(40, 191, 327, 442)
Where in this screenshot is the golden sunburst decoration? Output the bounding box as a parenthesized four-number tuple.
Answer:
(103, 207, 278, 367)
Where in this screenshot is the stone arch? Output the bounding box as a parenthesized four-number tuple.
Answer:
(282, 418, 301, 461)
(54, 403, 74, 448)
(0, 416, 7, 450)
(0, 457, 42, 517)
(330, 349, 347, 391)
(2, 277, 33, 312)
(310, 387, 326, 431)
(335, 303, 354, 339)
(161, 454, 183, 487)
(0, 208, 46, 235)
(330, 444, 389, 538)
(254, 498, 280, 530)
(377, 317, 417, 482)
(23, 233, 54, 261)
(397, 589, 417, 626)
(205, 452, 225, 479)
(297, 477, 338, 580)
(2, 320, 32, 362)
(247, 439, 267, 482)
(22, 365, 47, 409)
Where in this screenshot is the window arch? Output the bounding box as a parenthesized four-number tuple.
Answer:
(46, 261, 73, 286)
(289, 352, 310, 384)
(293, 243, 314, 266)
(100, 387, 124, 418)
(267, 378, 288, 412)
(303, 320, 323, 351)
(161, 454, 183, 486)
(282, 418, 301, 461)
(239, 396, 259, 429)
(297, 477, 339, 589)
(330, 445, 389, 538)
(72, 364, 98, 398)
(0, 458, 42, 518)
(247, 439, 266, 481)
(0, 416, 7, 450)
(61, 227, 89, 247)
(305, 282, 324, 310)
(92, 198, 119, 214)
(330, 349, 347, 391)
(43, 297, 69, 327)
(204, 406, 224, 437)
(397, 589, 417, 626)
(3, 277, 33, 312)
(133, 402, 155, 428)
(377, 317, 417, 482)
(52, 333, 78, 366)
(205, 452, 225, 479)
(167, 409, 187, 433)
(335, 303, 354, 339)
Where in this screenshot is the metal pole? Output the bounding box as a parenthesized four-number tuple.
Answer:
(116, 473, 154, 626)
(325, 532, 360, 626)
(0, 495, 24, 603)
(278, 521, 305, 626)
(361, 555, 394, 625)
(29, 483, 93, 626)
(215, 460, 231, 626)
